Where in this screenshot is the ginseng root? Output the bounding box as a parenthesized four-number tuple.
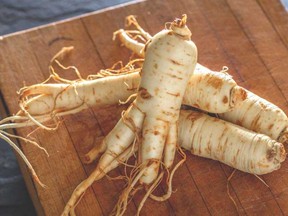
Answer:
(62, 15, 198, 216)
(114, 15, 288, 144)
(63, 107, 286, 215)
(0, 57, 141, 187)
(114, 20, 246, 114)
(219, 90, 288, 144)
(179, 110, 286, 174)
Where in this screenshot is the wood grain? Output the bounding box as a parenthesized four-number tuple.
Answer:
(0, 0, 287, 215)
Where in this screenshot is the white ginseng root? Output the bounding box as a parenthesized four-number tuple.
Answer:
(179, 110, 286, 175)
(115, 25, 246, 114)
(14, 60, 245, 119)
(114, 15, 288, 144)
(62, 15, 198, 216)
(219, 90, 288, 144)
(5, 61, 284, 212)
(64, 108, 286, 215)
(0, 59, 141, 187)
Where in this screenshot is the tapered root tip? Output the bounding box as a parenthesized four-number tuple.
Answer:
(50, 46, 74, 63)
(125, 15, 138, 27)
(113, 29, 124, 41)
(231, 86, 247, 107)
(83, 154, 93, 164)
(33, 174, 47, 188)
(18, 87, 31, 99)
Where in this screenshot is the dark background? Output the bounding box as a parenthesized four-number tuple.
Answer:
(0, 1, 132, 215)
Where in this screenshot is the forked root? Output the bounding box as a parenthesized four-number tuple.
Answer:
(50, 46, 74, 64)
(149, 146, 186, 202)
(62, 144, 138, 216)
(111, 146, 187, 216)
(125, 15, 152, 41)
(112, 163, 147, 216)
(0, 46, 82, 187)
(137, 172, 164, 215)
(0, 48, 144, 188)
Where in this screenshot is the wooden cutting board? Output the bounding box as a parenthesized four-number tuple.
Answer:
(0, 0, 288, 215)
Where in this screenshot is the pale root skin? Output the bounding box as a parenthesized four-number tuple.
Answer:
(18, 63, 246, 117)
(62, 15, 198, 216)
(219, 90, 288, 143)
(136, 23, 197, 184)
(19, 73, 139, 117)
(114, 16, 288, 144)
(179, 110, 286, 175)
(1, 15, 287, 216)
(0, 59, 141, 187)
(183, 64, 246, 112)
(63, 108, 286, 215)
(115, 29, 247, 113)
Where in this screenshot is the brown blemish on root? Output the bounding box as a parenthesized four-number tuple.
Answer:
(186, 112, 203, 121)
(266, 143, 287, 164)
(223, 96, 228, 104)
(161, 110, 176, 117)
(166, 73, 183, 80)
(205, 142, 211, 154)
(266, 146, 278, 161)
(232, 87, 247, 104)
(116, 134, 120, 139)
(268, 124, 274, 130)
(169, 59, 183, 66)
(259, 101, 267, 109)
(251, 115, 261, 131)
(139, 87, 152, 99)
(153, 63, 158, 69)
(207, 76, 223, 89)
(236, 120, 242, 126)
(154, 131, 160, 136)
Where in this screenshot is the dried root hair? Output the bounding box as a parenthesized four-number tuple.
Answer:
(0, 47, 140, 187)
